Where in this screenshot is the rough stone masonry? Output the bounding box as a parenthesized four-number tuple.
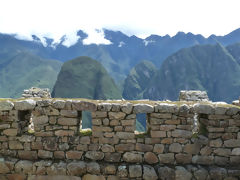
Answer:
(0, 96, 240, 179)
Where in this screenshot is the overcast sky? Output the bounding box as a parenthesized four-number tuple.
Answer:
(1, 0, 240, 46)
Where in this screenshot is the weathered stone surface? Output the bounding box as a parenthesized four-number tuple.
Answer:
(52, 100, 66, 109)
(232, 148, 240, 155)
(158, 153, 175, 164)
(136, 143, 153, 152)
(129, 165, 142, 178)
(66, 151, 83, 160)
(104, 153, 121, 162)
(67, 161, 86, 176)
(82, 174, 105, 180)
(209, 167, 227, 180)
(192, 155, 214, 165)
(101, 144, 115, 153)
(123, 152, 142, 163)
(209, 138, 222, 147)
(109, 112, 126, 120)
(226, 107, 240, 115)
(214, 156, 228, 165)
(98, 103, 112, 111)
(115, 144, 134, 151)
(144, 152, 158, 164)
(116, 132, 134, 139)
(0, 100, 14, 111)
(193, 103, 214, 114)
(87, 162, 100, 174)
(3, 129, 18, 136)
(169, 143, 182, 153)
(58, 118, 78, 126)
(92, 111, 107, 118)
(153, 144, 164, 154)
(155, 103, 178, 113)
(47, 162, 66, 175)
(80, 136, 90, 144)
(15, 160, 33, 174)
(175, 166, 192, 180)
(9, 141, 23, 149)
(0, 161, 10, 174)
(117, 165, 128, 177)
(85, 151, 104, 160)
(14, 99, 36, 110)
(133, 104, 154, 113)
(224, 139, 240, 147)
(183, 143, 201, 154)
(103, 164, 116, 175)
(175, 154, 192, 164)
(143, 165, 158, 180)
(194, 168, 209, 180)
(121, 103, 133, 114)
(32, 116, 48, 125)
(38, 150, 53, 159)
(150, 130, 166, 138)
(72, 101, 97, 111)
(55, 130, 74, 136)
(18, 151, 38, 160)
(60, 110, 78, 117)
(172, 129, 192, 138)
(179, 90, 209, 101)
(214, 148, 231, 157)
(158, 166, 175, 180)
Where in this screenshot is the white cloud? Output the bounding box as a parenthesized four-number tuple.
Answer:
(0, 0, 240, 45)
(61, 31, 80, 47)
(118, 41, 125, 47)
(82, 29, 112, 45)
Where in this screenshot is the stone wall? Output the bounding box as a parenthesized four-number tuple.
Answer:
(0, 98, 240, 179)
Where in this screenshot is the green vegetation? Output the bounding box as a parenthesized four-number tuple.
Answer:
(123, 60, 157, 100)
(0, 51, 62, 98)
(52, 56, 121, 100)
(79, 129, 92, 136)
(144, 43, 240, 103)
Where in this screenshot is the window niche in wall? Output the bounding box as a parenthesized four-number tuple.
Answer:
(136, 113, 147, 132)
(18, 110, 33, 134)
(79, 111, 92, 136)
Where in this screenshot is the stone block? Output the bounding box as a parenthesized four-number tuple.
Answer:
(169, 143, 182, 153)
(192, 155, 214, 165)
(85, 151, 104, 160)
(67, 161, 86, 176)
(58, 118, 78, 126)
(66, 151, 83, 159)
(129, 165, 142, 178)
(143, 165, 158, 180)
(175, 153, 192, 164)
(14, 99, 36, 110)
(109, 112, 126, 120)
(116, 132, 134, 139)
(144, 152, 158, 164)
(104, 153, 121, 162)
(224, 139, 240, 147)
(153, 144, 164, 154)
(158, 153, 175, 164)
(38, 150, 53, 159)
(18, 150, 38, 160)
(123, 152, 142, 163)
(136, 143, 153, 152)
(150, 130, 166, 138)
(0, 100, 14, 111)
(9, 141, 23, 149)
(133, 104, 154, 113)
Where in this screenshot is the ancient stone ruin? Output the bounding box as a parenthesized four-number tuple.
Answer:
(179, 90, 209, 102)
(0, 93, 240, 179)
(22, 87, 51, 98)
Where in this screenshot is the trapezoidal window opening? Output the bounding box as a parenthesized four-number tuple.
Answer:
(18, 110, 33, 134)
(136, 113, 147, 132)
(79, 111, 92, 135)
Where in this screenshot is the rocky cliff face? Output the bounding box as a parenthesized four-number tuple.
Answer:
(122, 60, 157, 100)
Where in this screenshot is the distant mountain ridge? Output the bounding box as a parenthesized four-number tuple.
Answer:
(2, 28, 240, 84)
(143, 43, 240, 103)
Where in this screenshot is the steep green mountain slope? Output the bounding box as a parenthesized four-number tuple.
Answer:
(143, 43, 240, 103)
(52, 56, 121, 99)
(227, 42, 240, 64)
(0, 51, 62, 98)
(122, 60, 157, 99)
